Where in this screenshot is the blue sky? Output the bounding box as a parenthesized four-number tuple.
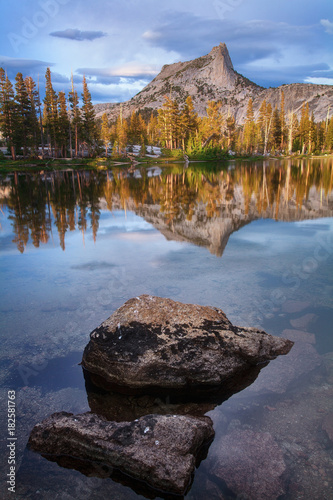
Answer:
(0, 0, 332, 104)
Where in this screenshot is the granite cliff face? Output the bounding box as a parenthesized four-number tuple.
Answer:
(94, 43, 333, 123)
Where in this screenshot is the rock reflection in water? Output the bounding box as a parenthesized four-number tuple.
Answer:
(83, 362, 266, 422)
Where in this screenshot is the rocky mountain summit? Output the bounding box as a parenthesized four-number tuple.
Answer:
(94, 42, 333, 123)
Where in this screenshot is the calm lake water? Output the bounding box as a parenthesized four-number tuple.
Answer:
(0, 158, 332, 499)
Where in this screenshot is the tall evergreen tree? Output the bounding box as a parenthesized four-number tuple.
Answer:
(14, 72, 31, 157)
(179, 96, 198, 149)
(115, 106, 128, 154)
(243, 98, 256, 153)
(58, 91, 70, 157)
(287, 110, 298, 153)
(271, 107, 282, 150)
(68, 74, 81, 157)
(101, 112, 110, 156)
(147, 113, 159, 145)
(43, 68, 59, 157)
(81, 75, 96, 156)
(257, 100, 273, 154)
(0, 69, 17, 159)
(225, 114, 236, 150)
(280, 90, 286, 149)
(325, 116, 333, 151)
(158, 96, 175, 149)
(24, 76, 40, 155)
(299, 102, 311, 153)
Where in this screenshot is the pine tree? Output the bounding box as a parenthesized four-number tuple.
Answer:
(128, 111, 140, 144)
(147, 114, 159, 145)
(0, 69, 17, 159)
(115, 107, 128, 154)
(179, 96, 198, 150)
(158, 96, 175, 149)
(14, 72, 31, 157)
(138, 113, 147, 146)
(280, 90, 286, 150)
(101, 112, 110, 156)
(207, 100, 223, 138)
(325, 116, 333, 151)
(68, 74, 81, 158)
(24, 76, 40, 155)
(225, 114, 236, 150)
(58, 91, 70, 157)
(140, 138, 146, 157)
(81, 75, 96, 156)
(243, 98, 256, 153)
(257, 100, 273, 154)
(308, 112, 316, 154)
(287, 110, 298, 153)
(299, 102, 311, 154)
(271, 108, 282, 151)
(170, 99, 181, 148)
(44, 68, 59, 157)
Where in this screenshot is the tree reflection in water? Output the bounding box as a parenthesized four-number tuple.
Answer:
(0, 158, 332, 254)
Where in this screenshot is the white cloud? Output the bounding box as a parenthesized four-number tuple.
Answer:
(304, 76, 333, 85)
(83, 62, 160, 78)
(320, 19, 333, 35)
(142, 30, 162, 41)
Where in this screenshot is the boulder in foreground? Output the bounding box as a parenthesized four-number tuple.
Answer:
(28, 411, 214, 496)
(82, 295, 293, 393)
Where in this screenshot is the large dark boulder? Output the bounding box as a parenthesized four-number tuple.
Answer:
(82, 295, 293, 393)
(28, 411, 214, 496)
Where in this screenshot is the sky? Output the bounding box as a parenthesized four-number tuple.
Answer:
(0, 0, 332, 105)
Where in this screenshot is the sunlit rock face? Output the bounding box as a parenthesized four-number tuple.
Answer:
(82, 295, 293, 393)
(28, 411, 215, 496)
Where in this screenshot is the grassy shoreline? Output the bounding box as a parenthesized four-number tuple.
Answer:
(0, 153, 332, 173)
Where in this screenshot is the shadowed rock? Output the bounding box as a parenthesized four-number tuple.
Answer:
(82, 295, 293, 394)
(28, 411, 214, 497)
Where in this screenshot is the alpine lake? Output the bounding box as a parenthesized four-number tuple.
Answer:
(0, 157, 332, 500)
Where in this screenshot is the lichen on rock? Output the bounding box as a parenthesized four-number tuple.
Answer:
(81, 295, 293, 393)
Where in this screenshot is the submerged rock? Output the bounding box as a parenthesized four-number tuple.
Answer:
(28, 411, 214, 496)
(247, 337, 322, 395)
(209, 429, 286, 499)
(322, 412, 333, 443)
(82, 295, 293, 393)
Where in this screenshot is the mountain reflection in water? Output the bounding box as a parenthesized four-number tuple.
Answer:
(1, 158, 332, 255)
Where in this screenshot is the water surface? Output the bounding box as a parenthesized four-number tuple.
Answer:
(0, 158, 332, 499)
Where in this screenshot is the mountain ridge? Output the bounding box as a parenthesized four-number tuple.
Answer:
(94, 43, 333, 123)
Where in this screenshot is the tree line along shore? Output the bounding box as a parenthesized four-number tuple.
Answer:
(1, 67, 333, 162)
